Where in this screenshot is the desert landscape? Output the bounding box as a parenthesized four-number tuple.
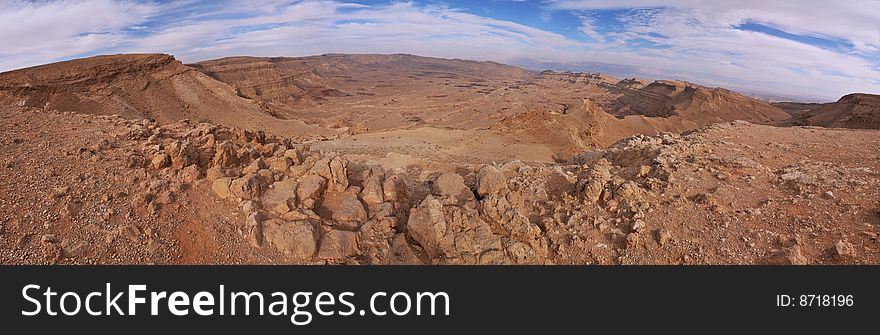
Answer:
(0, 53, 878, 265)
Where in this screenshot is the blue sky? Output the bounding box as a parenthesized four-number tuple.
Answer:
(1, 0, 878, 101)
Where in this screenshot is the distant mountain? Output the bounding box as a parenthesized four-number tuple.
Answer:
(0, 54, 334, 138)
(774, 93, 880, 129)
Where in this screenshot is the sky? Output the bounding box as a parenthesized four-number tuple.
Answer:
(1, 0, 878, 101)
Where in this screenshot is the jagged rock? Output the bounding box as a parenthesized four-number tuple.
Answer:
(282, 211, 311, 221)
(370, 202, 395, 217)
(212, 141, 238, 168)
(296, 174, 326, 209)
(480, 194, 547, 263)
(229, 173, 267, 200)
(360, 175, 384, 204)
(382, 175, 404, 202)
(609, 179, 648, 210)
(126, 154, 145, 168)
(329, 156, 350, 191)
(322, 191, 368, 227)
(242, 158, 267, 174)
(179, 164, 202, 183)
(283, 149, 302, 165)
(245, 212, 264, 247)
(205, 166, 225, 181)
(150, 153, 170, 169)
(168, 140, 199, 169)
(631, 219, 646, 232)
(262, 178, 298, 213)
(318, 230, 359, 260)
(262, 220, 317, 259)
(268, 157, 292, 174)
(407, 195, 501, 263)
(476, 165, 508, 197)
(257, 168, 275, 183)
(390, 234, 422, 265)
(578, 158, 611, 203)
(211, 177, 232, 199)
(433, 173, 475, 205)
(127, 125, 152, 140)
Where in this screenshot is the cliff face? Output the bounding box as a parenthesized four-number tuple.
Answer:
(0, 54, 334, 139)
(193, 54, 535, 115)
(778, 93, 880, 129)
(613, 80, 790, 122)
(532, 71, 788, 122)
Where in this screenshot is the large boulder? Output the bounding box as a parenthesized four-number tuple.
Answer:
(229, 173, 267, 200)
(262, 220, 318, 260)
(262, 178, 298, 214)
(433, 173, 475, 205)
(296, 174, 326, 209)
(168, 140, 199, 169)
(360, 176, 384, 204)
(212, 141, 238, 168)
(382, 175, 404, 202)
(318, 230, 360, 260)
(578, 158, 612, 203)
(407, 195, 502, 264)
(321, 191, 367, 227)
(476, 165, 508, 197)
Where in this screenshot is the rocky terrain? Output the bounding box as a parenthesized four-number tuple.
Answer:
(774, 93, 880, 129)
(0, 53, 878, 265)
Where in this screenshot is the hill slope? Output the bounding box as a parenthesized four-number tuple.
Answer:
(0, 54, 333, 139)
(775, 93, 880, 129)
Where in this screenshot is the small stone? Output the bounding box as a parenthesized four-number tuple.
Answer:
(240, 200, 260, 214)
(62, 241, 89, 258)
(40, 234, 59, 244)
(51, 186, 70, 199)
(273, 202, 291, 214)
(764, 245, 808, 265)
(631, 220, 646, 232)
(180, 165, 202, 183)
(246, 212, 264, 247)
(282, 211, 311, 221)
(150, 153, 170, 169)
(657, 229, 672, 246)
(833, 240, 855, 260)
(823, 191, 835, 199)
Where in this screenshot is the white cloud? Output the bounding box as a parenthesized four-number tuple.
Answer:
(548, 0, 880, 100)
